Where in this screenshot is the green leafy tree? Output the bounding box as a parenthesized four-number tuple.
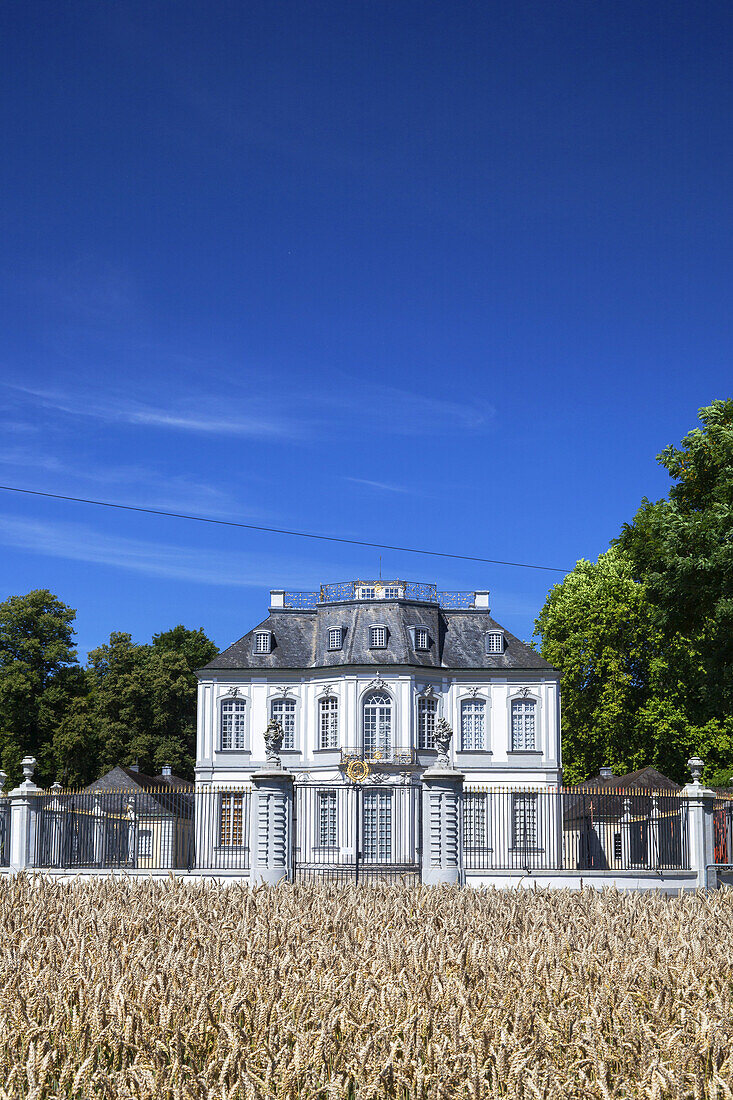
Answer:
(0, 590, 84, 785)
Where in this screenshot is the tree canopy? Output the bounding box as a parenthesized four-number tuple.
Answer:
(536, 399, 733, 785)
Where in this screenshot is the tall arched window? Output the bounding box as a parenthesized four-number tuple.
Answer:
(417, 695, 437, 749)
(272, 697, 296, 749)
(363, 691, 392, 754)
(511, 699, 536, 751)
(319, 696, 339, 749)
(221, 698, 247, 750)
(461, 699, 486, 751)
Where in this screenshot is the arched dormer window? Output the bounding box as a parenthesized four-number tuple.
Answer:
(484, 631, 504, 655)
(370, 625, 388, 649)
(220, 696, 247, 750)
(363, 691, 392, 753)
(319, 695, 339, 749)
(254, 630, 273, 655)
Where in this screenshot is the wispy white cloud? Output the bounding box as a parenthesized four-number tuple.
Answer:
(0, 515, 326, 588)
(343, 477, 410, 494)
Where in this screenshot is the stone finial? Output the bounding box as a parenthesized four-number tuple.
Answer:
(434, 718, 453, 767)
(0, 770, 7, 793)
(21, 756, 37, 783)
(50, 781, 62, 793)
(688, 756, 705, 784)
(264, 718, 285, 766)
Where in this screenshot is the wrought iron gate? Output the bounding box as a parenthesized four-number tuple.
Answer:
(293, 781, 422, 883)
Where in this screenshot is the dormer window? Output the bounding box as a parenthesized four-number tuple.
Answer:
(382, 585, 401, 599)
(254, 630, 272, 654)
(328, 628, 344, 651)
(370, 625, 388, 649)
(413, 627, 429, 651)
(485, 631, 504, 655)
(358, 586, 376, 600)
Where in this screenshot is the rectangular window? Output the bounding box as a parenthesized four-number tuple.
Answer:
(220, 794, 244, 847)
(363, 790, 392, 862)
(370, 626, 387, 648)
(328, 628, 342, 650)
(511, 700, 536, 751)
(137, 829, 152, 858)
(319, 696, 339, 749)
(318, 791, 338, 848)
(461, 699, 486, 751)
(464, 794, 488, 849)
(414, 627, 429, 650)
(272, 698, 296, 749)
(512, 794, 538, 850)
(221, 699, 247, 750)
(417, 696, 437, 749)
(382, 586, 400, 599)
(613, 832, 622, 863)
(255, 632, 271, 654)
(359, 587, 376, 599)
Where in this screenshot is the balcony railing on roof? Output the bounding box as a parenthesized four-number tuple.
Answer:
(282, 582, 475, 608)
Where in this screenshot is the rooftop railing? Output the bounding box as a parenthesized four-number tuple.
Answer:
(281, 581, 476, 608)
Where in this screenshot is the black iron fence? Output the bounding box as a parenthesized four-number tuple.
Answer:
(714, 796, 733, 864)
(31, 788, 251, 872)
(293, 781, 422, 883)
(464, 787, 689, 872)
(0, 798, 9, 867)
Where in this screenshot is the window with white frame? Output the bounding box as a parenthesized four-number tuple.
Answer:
(319, 696, 339, 749)
(464, 793, 488, 849)
(363, 789, 392, 861)
(219, 793, 245, 847)
(318, 791, 338, 848)
(370, 625, 387, 648)
(363, 691, 392, 753)
(137, 829, 153, 858)
(382, 585, 401, 599)
(358, 586, 376, 599)
(272, 697, 296, 749)
(417, 695, 437, 749)
(414, 627, 429, 651)
(221, 698, 247, 750)
(255, 631, 272, 654)
(460, 699, 486, 751)
(328, 628, 343, 651)
(512, 793, 538, 850)
(485, 631, 504, 654)
(511, 698, 537, 750)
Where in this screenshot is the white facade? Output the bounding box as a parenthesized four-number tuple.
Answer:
(195, 582, 561, 789)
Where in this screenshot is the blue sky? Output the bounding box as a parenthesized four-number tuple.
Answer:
(1, 1, 731, 659)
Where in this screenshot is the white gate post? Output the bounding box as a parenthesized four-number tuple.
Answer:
(8, 756, 40, 873)
(250, 767, 294, 885)
(682, 756, 716, 889)
(421, 765, 465, 885)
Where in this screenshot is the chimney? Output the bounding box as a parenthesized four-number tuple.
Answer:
(161, 764, 172, 778)
(473, 590, 490, 610)
(599, 766, 614, 780)
(129, 761, 139, 773)
(270, 589, 286, 609)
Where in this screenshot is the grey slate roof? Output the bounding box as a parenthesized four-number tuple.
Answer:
(201, 599, 556, 673)
(85, 765, 194, 816)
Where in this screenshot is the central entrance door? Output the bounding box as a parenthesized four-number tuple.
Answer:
(293, 780, 422, 883)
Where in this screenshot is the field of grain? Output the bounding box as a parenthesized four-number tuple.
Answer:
(1, 877, 732, 1098)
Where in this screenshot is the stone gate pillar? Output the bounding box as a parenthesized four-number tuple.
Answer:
(421, 764, 465, 885)
(250, 767, 294, 885)
(682, 756, 716, 889)
(9, 756, 40, 873)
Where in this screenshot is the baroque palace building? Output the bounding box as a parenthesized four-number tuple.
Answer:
(195, 579, 561, 788)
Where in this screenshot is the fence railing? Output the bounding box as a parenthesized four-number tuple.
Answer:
(464, 788, 690, 872)
(31, 788, 251, 872)
(0, 798, 9, 867)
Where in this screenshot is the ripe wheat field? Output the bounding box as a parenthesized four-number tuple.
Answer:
(1, 878, 733, 1099)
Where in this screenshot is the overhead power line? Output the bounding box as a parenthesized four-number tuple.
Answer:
(0, 483, 569, 574)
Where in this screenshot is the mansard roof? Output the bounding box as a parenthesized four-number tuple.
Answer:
(200, 591, 555, 673)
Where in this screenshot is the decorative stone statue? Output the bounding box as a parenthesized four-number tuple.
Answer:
(264, 718, 284, 766)
(434, 718, 453, 767)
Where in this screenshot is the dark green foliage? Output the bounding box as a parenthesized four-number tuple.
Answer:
(0, 593, 218, 787)
(536, 400, 733, 785)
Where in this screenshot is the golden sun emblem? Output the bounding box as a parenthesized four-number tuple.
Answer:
(346, 758, 370, 783)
